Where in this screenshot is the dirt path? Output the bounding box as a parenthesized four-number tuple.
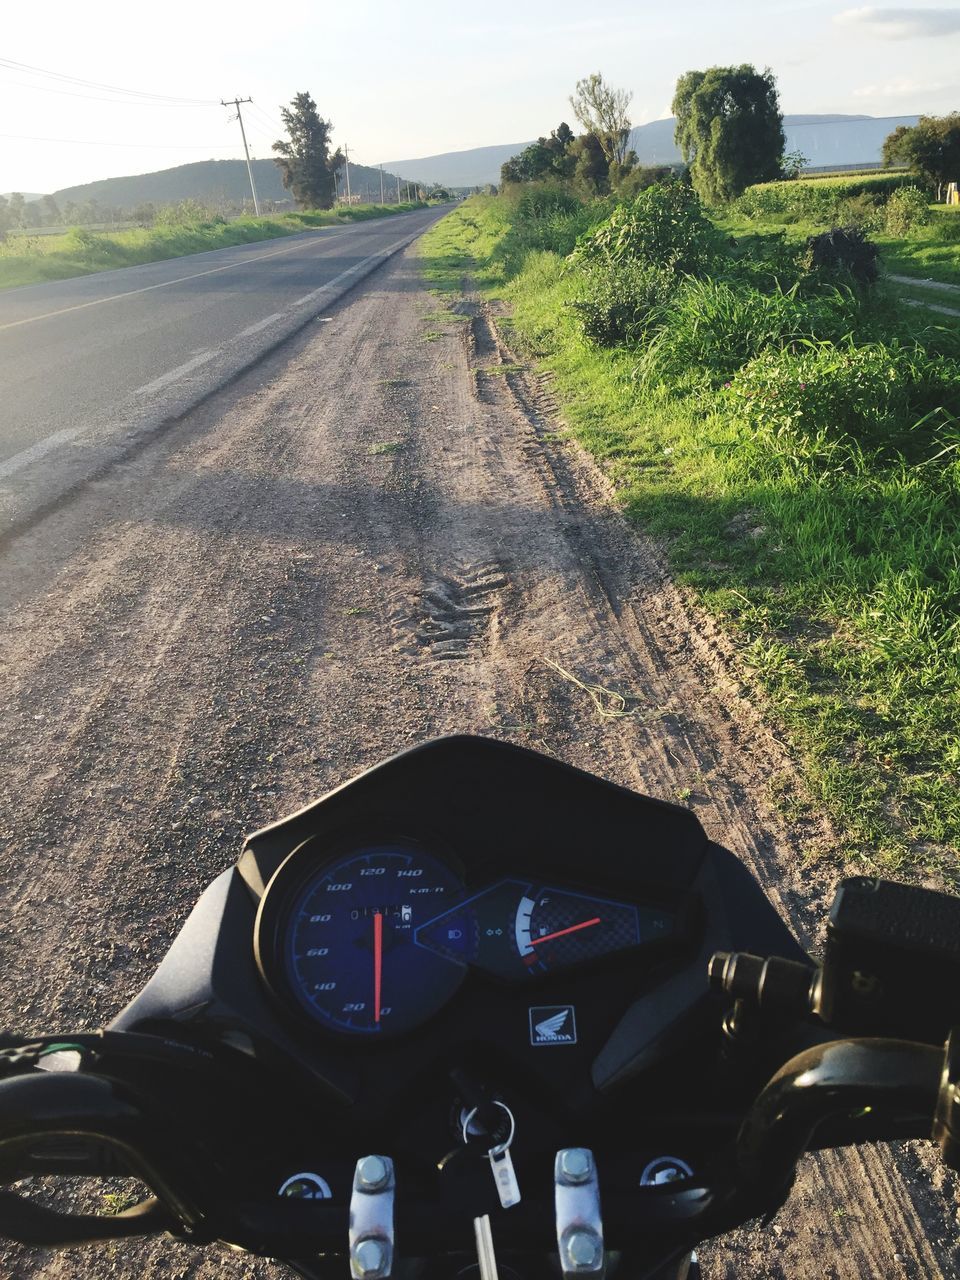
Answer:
(0, 243, 956, 1279)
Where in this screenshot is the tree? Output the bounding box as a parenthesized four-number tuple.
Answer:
(883, 114, 960, 200)
(570, 73, 633, 166)
(41, 194, 61, 227)
(569, 132, 611, 197)
(673, 65, 784, 204)
(272, 92, 344, 210)
(8, 193, 26, 229)
(500, 123, 576, 185)
(132, 202, 157, 227)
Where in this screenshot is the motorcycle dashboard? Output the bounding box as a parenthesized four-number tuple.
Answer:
(254, 835, 681, 1040)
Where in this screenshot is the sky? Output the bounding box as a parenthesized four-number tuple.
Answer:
(3, 0, 960, 195)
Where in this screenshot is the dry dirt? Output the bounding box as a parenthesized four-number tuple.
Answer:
(0, 241, 957, 1279)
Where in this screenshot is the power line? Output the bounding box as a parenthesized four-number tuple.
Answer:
(0, 132, 238, 149)
(0, 56, 216, 105)
(0, 75, 221, 109)
(247, 102, 286, 135)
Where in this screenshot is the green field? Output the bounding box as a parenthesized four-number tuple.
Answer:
(420, 194, 960, 873)
(724, 172, 960, 285)
(0, 203, 426, 291)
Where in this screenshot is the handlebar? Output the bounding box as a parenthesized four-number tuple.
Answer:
(0, 1029, 951, 1261)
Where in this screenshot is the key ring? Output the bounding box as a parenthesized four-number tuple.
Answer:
(462, 1100, 515, 1157)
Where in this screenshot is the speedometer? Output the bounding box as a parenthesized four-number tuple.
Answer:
(256, 840, 468, 1037)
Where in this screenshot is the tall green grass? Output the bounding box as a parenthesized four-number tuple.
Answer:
(420, 196, 960, 872)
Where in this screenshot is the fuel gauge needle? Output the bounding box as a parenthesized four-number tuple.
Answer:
(529, 916, 601, 947)
(374, 911, 383, 1024)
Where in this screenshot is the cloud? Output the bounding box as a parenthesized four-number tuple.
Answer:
(835, 6, 960, 38)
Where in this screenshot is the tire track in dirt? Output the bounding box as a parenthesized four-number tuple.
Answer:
(0, 245, 956, 1278)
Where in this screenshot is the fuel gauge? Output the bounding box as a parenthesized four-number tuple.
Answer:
(415, 880, 675, 981)
(515, 888, 644, 973)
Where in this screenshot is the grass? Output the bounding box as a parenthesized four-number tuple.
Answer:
(717, 204, 960, 287)
(0, 203, 426, 291)
(419, 197, 960, 874)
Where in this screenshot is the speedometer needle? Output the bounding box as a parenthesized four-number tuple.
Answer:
(529, 916, 601, 947)
(373, 912, 383, 1024)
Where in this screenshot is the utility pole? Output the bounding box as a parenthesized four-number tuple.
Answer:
(396, 172, 401, 203)
(344, 145, 352, 204)
(221, 97, 260, 215)
(379, 164, 385, 206)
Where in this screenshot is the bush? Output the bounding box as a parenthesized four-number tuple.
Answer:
(725, 230, 809, 292)
(570, 260, 674, 346)
(571, 182, 722, 275)
(837, 193, 883, 231)
(635, 277, 864, 385)
(512, 186, 582, 223)
(65, 227, 114, 262)
(613, 165, 676, 201)
(803, 226, 880, 285)
(726, 342, 960, 463)
(734, 173, 916, 225)
(154, 199, 219, 228)
(884, 186, 931, 236)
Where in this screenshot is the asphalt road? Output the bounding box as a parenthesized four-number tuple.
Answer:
(0, 206, 445, 528)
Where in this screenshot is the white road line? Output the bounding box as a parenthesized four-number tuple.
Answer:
(0, 427, 83, 481)
(1, 226, 424, 482)
(237, 312, 284, 339)
(0, 225, 420, 335)
(0, 234, 331, 334)
(291, 238, 412, 309)
(134, 349, 216, 396)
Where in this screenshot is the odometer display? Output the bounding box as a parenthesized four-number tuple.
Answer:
(283, 843, 467, 1036)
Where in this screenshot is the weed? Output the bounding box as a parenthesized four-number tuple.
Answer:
(102, 1190, 141, 1215)
(419, 198, 960, 866)
(367, 442, 404, 456)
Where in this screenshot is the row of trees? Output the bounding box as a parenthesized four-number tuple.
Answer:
(501, 67, 786, 205)
(882, 114, 960, 198)
(503, 65, 960, 209)
(0, 193, 66, 233)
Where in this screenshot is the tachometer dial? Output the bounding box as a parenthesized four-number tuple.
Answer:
(262, 842, 467, 1037)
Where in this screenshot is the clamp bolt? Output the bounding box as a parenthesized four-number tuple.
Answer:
(565, 1229, 601, 1269)
(353, 1238, 387, 1277)
(559, 1148, 592, 1184)
(356, 1155, 390, 1191)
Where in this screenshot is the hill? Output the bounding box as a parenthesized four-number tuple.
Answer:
(51, 158, 423, 213)
(385, 114, 921, 187)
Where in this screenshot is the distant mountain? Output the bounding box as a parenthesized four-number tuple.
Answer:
(388, 141, 533, 189)
(51, 158, 423, 213)
(386, 114, 922, 187)
(1, 192, 44, 202)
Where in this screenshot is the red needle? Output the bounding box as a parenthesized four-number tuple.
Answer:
(373, 912, 383, 1024)
(529, 916, 601, 947)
